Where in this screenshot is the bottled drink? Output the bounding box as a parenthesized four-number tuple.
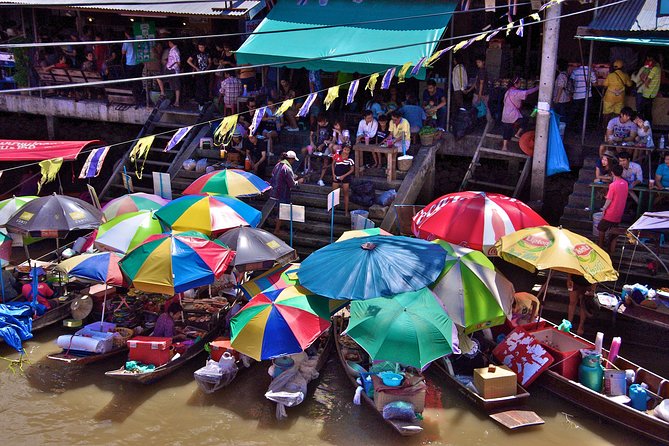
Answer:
(660, 134, 665, 149)
(244, 154, 252, 171)
(242, 84, 248, 97)
(647, 134, 654, 148)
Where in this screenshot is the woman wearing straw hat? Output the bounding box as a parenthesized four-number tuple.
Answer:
(603, 60, 632, 125)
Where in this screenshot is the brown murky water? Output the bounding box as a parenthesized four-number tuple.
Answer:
(1, 325, 664, 446)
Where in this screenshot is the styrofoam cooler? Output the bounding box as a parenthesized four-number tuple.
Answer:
(351, 210, 370, 230)
(592, 211, 603, 237)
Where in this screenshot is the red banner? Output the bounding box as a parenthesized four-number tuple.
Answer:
(0, 140, 103, 161)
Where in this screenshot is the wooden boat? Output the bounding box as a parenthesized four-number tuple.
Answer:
(265, 325, 334, 419)
(432, 357, 544, 429)
(104, 311, 226, 384)
(506, 320, 669, 444)
(333, 316, 423, 436)
(0, 295, 75, 347)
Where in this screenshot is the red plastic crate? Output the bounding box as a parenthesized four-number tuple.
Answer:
(210, 337, 239, 362)
(528, 327, 592, 381)
(127, 336, 172, 366)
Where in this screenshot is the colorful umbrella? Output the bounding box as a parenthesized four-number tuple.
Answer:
(0, 196, 38, 225)
(344, 288, 455, 369)
(298, 235, 446, 300)
(431, 240, 514, 334)
(230, 285, 345, 361)
(102, 193, 169, 220)
(240, 262, 300, 299)
(119, 231, 236, 294)
(95, 210, 163, 254)
(56, 252, 125, 286)
(0, 231, 11, 261)
(183, 169, 271, 197)
(154, 194, 261, 236)
(412, 191, 547, 256)
(494, 225, 618, 284)
(216, 227, 296, 272)
(336, 227, 392, 242)
(4, 193, 103, 238)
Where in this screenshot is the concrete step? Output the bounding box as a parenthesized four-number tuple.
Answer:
(559, 216, 594, 231)
(562, 206, 592, 219)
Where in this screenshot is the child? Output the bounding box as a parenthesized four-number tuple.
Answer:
(372, 115, 390, 168)
(301, 114, 331, 177)
(332, 146, 355, 215)
(424, 99, 438, 126)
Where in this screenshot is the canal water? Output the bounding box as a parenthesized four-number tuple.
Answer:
(0, 325, 662, 446)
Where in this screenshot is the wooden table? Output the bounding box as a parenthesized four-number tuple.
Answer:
(353, 143, 399, 182)
(600, 143, 669, 180)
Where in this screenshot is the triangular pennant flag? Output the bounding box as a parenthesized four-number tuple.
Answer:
(275, 98, 294, 117)
(506, 21, 515, 36)
(474, 32, 489, 42)
(381, 67, 396, 90)
(397, 62, 412, 83)
(486, 29, 501, 41)
(453, 40, 470, 53)
(79, 146, 110, 179)
(410, 57, 427, 77)
(297, 93, 317, 118)
(165, 126, 193, 152)
(365, 73, 379, 95)
(346, 79, 359, 104)
(213, 115, 239, 147)
(324, 86, 339, 110)
(249, 106, 267, 136)
(37, 158, 63, 193)
(516, 18, 525, 37)
(129, 135, 155, 180)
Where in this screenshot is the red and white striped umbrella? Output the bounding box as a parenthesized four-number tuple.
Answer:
(412, 191, 547, 256)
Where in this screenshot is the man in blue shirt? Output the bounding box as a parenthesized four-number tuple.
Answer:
(122, 28, 143, 104)
(654, 153, 669, 188)
(422, 79, 447, 130)
(398, 95, 426, 134)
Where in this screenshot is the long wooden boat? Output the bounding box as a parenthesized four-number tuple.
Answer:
(333, 316, 423, 436)
(104, 311, 226, 384)
(508, 320, 669, 444)
(46, 328, 148, 365)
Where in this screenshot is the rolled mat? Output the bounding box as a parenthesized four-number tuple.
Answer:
(56, 334, 112, 353)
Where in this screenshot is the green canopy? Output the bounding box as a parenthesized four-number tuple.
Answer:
(236, 0, 457, 79)
(576, 35, 669, 47)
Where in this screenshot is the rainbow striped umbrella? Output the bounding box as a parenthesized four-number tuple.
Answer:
(154, 194, 261, 236)
(56, 252, 125, 286)
(240, 262, 300, 299)
(95, 210, 163, 254)
(183, 169, 271, 197)
(119, 231, 236, 294)
(230, 286, 345, 361)
(102, 193, 169, 220)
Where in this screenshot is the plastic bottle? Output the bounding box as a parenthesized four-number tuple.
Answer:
(244, 154, 252, 171)
(647, 134, 654, 148)
(242, 84, 248, 97)
(660, 134, 665, 150)
(578, 354, 604, 392)
(629, 383, 649, 410)
(607, 336, 621, 365)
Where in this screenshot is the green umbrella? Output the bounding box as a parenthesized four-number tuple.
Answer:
(344, 288, 455, 369)
(431, 240, 515, 334)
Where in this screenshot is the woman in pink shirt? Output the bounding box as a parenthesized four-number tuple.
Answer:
(501, 77, 539, 151)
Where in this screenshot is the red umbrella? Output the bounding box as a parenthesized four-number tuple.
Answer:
(412, 191, 547, 256)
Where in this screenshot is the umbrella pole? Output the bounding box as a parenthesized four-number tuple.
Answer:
(1, 269, 5, 303)
(23, 238, 30, 263)
(537, 269, 553, 322)
(100, 285, 108, 330)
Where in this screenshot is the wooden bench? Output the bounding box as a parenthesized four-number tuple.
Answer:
(104, 87, 135, 106)
(353, 143, 399, 182)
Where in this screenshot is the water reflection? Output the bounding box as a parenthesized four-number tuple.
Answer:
(0, 325, 662, 446)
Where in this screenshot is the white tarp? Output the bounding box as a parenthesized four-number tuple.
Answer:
(628, 211, 669, 231)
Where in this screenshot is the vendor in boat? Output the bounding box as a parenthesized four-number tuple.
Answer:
(152, 302, 186, 341)
(20, 268, 56, 315)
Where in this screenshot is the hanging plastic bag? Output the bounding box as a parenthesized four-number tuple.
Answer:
(475, 100, 487, 119)
(546, 110, 571, 176)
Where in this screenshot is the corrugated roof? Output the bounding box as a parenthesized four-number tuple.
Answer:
(0, 0, 264, 17)
(588, 0, 646, 31)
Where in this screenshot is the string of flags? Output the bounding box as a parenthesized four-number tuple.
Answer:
(24, 0, 561, 183)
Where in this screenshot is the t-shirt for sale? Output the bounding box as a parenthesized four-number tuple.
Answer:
(607, 117, 637, 140)
(603, 178, 628, 223)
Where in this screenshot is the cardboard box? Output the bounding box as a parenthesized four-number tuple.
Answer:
(474, 365, 517, 399)
(372, 375, 426, 412)
(529, 327, 592, 381)
(127, 336, 172, 366)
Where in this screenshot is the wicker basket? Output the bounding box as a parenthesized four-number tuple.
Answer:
(419, 132, 435, 146)
(113, 327, 134, 349)
(397, 155, 414, 172)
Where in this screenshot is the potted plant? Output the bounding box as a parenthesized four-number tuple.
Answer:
(419, 126, 437, 146)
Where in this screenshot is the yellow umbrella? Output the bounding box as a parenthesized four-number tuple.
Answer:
(494, 225, 618, 284)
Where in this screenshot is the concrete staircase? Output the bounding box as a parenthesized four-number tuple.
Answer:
(559, 153, 597, 236)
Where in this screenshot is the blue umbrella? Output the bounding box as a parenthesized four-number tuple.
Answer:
(298, 235, 446, 300)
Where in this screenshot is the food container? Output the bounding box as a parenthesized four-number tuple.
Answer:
(379, 371, 404, 387)
(473, 365, 517, 399)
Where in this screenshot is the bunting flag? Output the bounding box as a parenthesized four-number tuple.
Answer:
(397, 62, 412, 83)
(214, 115, 239, 147)
(506, 20, 515, 36)
(530, 12, 540, 21)
(249, 106, 267, 136)
(381, 67, 396, 90)
(516, 18, 525, 37)
(474, 32, 489, 42)
(297, 93, 317, 118)
(165, 126, 193, 152)
(324, 86, 339, 110)
(410, 57, 427, 77)
(365, 73, 379, 95)
(79, 146, 110, 179)
(275, 98, 294, 117)
(37, 158, 63, 193)
(346, 79, 359, 104)
(453, 39, 471, 53)
(129, 135, 155, 179)
(486, 29, 501, 41)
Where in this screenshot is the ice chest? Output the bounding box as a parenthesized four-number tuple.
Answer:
(372, 375, 426, 412)
(127, 336, 172, 366)
(529, 327, 592, 380)
(210, 337, 239, 362)
(474, 365, 517, 399)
